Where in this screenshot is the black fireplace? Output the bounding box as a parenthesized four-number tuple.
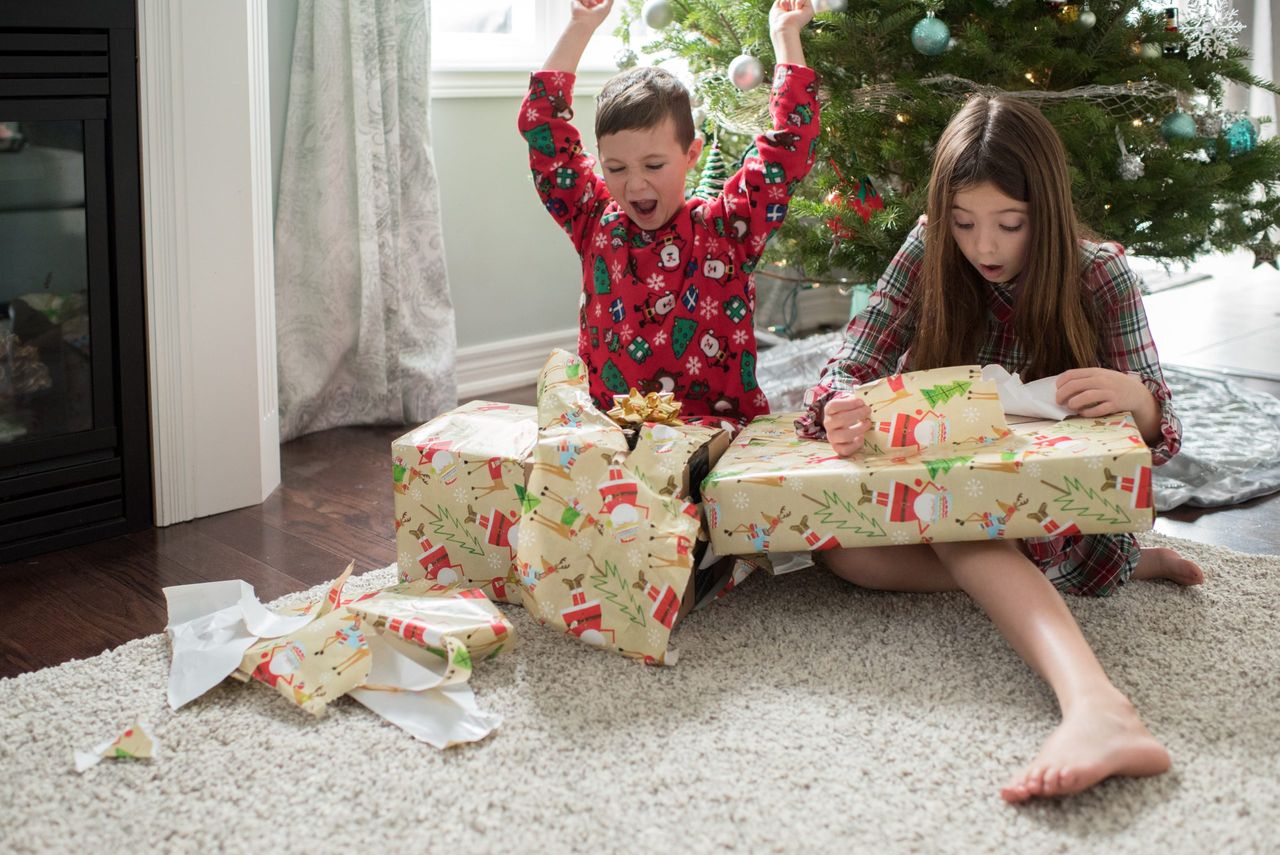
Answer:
(0, 0, 151, 561)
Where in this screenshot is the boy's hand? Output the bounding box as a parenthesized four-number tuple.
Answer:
(823, 392, 871, 458)
(544, 0, 614, 72)
(570, 0, 614, 30)
(770, 0, 815, 36)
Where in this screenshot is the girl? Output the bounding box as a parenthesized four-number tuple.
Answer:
(795, 95, 1203, 803)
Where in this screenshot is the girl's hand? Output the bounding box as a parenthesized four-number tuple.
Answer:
(1055, 368, 1154, 418)
(823, 392, 872, 458)
(570, 0, 614, 29)
(770, 0, 815, 35)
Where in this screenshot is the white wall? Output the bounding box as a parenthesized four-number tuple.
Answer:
(430, 95, 585, 349)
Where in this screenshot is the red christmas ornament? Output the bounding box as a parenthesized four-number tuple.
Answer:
(848, 176, 885, 221)
(825, 160, 884, 238)
(825, 188, 855, 239)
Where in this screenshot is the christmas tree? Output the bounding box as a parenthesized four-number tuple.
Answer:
(920, 379, 972, 406)
(692, 138, 730, 199)
(620, 0, 1280, 281)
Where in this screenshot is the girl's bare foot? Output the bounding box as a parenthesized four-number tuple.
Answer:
(1132, 546, 1204, 586)
(1000, 691, 1171, 803)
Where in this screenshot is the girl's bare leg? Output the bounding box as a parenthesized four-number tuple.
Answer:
(929, 540, 1170, 803)
(819, 544, 959, 593)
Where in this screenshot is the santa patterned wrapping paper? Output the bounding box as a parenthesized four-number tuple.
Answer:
(854, 365, 1011, 455)
(232, 572, 516, 717)
(703, 366, 1153, 555)
(515, 349, 728, 665)
(392, 400, 538, 605)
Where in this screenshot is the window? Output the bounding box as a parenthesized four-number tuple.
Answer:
(431, 0, 633, 96)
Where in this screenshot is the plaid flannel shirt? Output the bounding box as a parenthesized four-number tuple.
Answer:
(795, 221, 1182, 596)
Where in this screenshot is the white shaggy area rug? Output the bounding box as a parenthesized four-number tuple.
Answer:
(1, 532, 1276, 853)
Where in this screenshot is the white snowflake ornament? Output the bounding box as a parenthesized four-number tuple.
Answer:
(1182, 0, 1244, 60)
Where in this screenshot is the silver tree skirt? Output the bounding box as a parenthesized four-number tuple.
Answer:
(756, 333, 1280, 512)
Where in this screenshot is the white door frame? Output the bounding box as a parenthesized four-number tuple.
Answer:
(136, 0, 280, 525)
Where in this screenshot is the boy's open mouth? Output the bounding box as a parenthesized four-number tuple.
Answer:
(631, 199, 658, 217)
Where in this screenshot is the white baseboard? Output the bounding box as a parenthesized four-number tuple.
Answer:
(456, 327, 578, 399)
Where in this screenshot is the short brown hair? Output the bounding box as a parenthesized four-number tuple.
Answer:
(595, 66, 695, 149)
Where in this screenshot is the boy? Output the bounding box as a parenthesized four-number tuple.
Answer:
(519, 0, 821, 431)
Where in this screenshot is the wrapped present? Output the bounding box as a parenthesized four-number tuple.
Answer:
(391, 400, 538, 604)
(516, 350, 729, 665)
(703, 366, 1153, 555)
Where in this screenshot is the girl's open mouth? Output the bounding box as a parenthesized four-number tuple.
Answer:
(979, 264, 1004, 278)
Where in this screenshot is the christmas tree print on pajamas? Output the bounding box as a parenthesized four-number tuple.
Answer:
(519, 65, 821, 430)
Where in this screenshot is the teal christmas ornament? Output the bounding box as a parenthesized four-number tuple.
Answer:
(911, 14, 950, 56)
(1160, 111, 1197, 143)
(1223, 117, 1258, 155)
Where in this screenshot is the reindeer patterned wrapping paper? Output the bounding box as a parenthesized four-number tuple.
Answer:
(348, 580, 517, 674)
(515, 349, 727, 665)
(704, 367, 1153, 555)
(232, 572, 516, 717)
(392, 401, 539, 605)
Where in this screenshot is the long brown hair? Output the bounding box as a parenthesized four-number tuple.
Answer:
(909, 95, 1100, 380)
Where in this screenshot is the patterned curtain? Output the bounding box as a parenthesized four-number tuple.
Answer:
(275, 0, 456, 442)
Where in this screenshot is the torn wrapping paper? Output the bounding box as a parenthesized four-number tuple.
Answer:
(165, 568, 513, 747)
(164, 563, 358, 711)
(164, 580, 262, 710)
(346, 581, 517, 678)
(346, 582, 514, 747)
(163, 564, 354, 710)
(515, 350, 729, 665)
(704, 365, 1153, 554)
(74, 722, 156, 773)
(392, 401, 538, 604)
(982, 364, 1072, 420)
(232, 604, 374, 716)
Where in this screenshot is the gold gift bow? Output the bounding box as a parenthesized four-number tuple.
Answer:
(606, 388, 683, 427)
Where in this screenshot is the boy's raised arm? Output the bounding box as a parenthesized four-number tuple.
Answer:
(769, 0, 814, 67)
(543, 0, 614, 73)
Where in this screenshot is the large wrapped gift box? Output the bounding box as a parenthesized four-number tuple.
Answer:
(703, 366, 1154, 555)
(516, 349, 730, 664)
(391, 401, 537, 604)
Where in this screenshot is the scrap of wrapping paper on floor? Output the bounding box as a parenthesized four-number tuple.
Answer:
(163, 568, 515, 748)
(515, 349, 707, 665)
(164, 563, 357, 710)
(74, 722, 156, 773)
(344, 581, 514, 747)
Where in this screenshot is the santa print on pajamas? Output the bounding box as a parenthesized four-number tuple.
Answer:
(519, 66, 821, 431)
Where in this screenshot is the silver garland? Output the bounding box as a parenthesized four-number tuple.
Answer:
(699, 73, 1179, 136)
